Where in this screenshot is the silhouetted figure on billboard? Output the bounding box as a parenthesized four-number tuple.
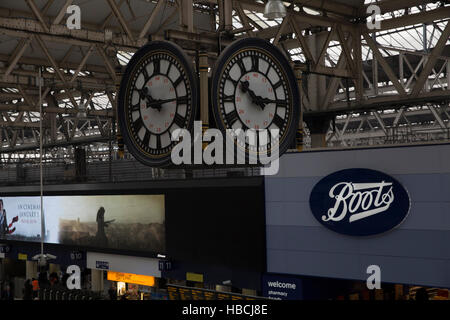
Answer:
(0, 200, 18, 239)
(95, 207, 114, 247)
(0, 200, 8, 238)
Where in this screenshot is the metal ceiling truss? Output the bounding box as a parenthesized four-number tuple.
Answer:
(326, 102, 450, 147)
(0, 0, 448, 165)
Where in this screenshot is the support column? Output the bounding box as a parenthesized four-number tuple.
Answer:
(447, 61, 450, 90)
(305, 30, 328, 110)
(26, 261, 38, 280)
(74, 147, 86, 181)
(0, 259, 3, 281)
(353, 26, 363, 102)
(304, 114, 333, 148)
(294, 63, 304, 152)
(91, 269, 104, 293)
(372, 33, 379, 96)
(115, 66, 124, 159)
(199, 51, 209, 150)
(49, 113, 57, 143)
(179, 0, 194, 33)
(218, 0, 233, 32)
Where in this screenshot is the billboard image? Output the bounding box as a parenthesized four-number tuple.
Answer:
(0, 195, 165, 254)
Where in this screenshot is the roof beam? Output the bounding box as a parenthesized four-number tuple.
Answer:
(378, 6, 450, 31)
(106, 0, 135, 43)
(95, 45, 118, 83)
(294, 0, 359, 17)
(234, 1, 255, 37)
(0, 17, 144, 50)
(25, 0, 50, 33)
(35, 35, 78, 109)
(69, 45, 95, 83)
(3, 37, 32, 80)
(363, 32, 407, 97)
(411, 21, 450, 97)
(53, 0, 74, 25)
(362, 0, 439, 15)
(139, 0, 166, 40)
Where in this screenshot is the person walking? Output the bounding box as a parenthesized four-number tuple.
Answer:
(32, 278, 39, 299)
(23, 279, 33, 300)
(108, 283, 118, 301)
(2, 284, 14, 300)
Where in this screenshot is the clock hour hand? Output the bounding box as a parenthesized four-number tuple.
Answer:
(240, 81, 266, 110)
(138, 87, 163, 111)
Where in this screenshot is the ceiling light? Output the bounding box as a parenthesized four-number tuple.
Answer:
(264, 0, 287, 20)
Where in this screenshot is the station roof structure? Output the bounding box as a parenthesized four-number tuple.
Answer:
(0, 0, 448, 164)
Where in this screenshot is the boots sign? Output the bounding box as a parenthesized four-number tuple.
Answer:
(309, 168, 410, 236)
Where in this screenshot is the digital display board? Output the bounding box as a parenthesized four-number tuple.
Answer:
(107, 271, 155, 287)
(0, 195, 165, 254)
(167, 285, 263, 301)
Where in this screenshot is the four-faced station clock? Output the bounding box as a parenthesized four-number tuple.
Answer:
(118, 41, 198, 167)
(211, 38, 300, 160)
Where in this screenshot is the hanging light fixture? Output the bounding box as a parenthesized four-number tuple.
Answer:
(264, 0, 287, 20)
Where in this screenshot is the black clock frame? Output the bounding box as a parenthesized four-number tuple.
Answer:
(211, 37, 300, 161)
(118, 40, 198, 167)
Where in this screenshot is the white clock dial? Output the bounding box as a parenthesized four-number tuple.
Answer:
(218, 50, 290, 153)
(212, 38, 300, 159)
(118, 41, 197, 166)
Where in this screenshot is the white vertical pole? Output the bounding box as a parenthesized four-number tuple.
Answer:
(39, 67, 44, 257)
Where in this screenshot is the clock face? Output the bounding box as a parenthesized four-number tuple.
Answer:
(118, 41, 197, 167)
(211, 38, 299, 160)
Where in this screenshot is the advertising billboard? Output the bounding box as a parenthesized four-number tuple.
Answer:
(0, 195, 165, 254)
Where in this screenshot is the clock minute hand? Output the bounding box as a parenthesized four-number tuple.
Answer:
(146, 98, 178, 111)
(153, 98, 177, 105)
(256, 98, 286, 105)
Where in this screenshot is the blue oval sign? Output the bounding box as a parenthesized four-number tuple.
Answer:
(309, 168, 410, 236)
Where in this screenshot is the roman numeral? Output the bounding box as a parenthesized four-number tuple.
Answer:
(276, 100, 288, 106)
(223, 95, 234, 103)
(142, 67, 149, 80)
(237, 59, 246, 75)
(272, 114, 285, 129)
(156, 135, 162, 149)
(142, 131, 150, 147)
(133, 117, 144, 132)
(154, 60, 160, 74)
(227, 77, 238, 87)
(225, 109, 239, 125)
(166, 62, 173, 76)
(173, 76, 183, 88)
(131, 103, 140, 112)
(251, 56, 259, 72)
(273, 81, 282, 90)
(177, 96, 188, 105)
(174, 113, 186, 128)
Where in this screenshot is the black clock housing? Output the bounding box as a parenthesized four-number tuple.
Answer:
(118, 41, 198, 167)
(211, 38, 300, 161)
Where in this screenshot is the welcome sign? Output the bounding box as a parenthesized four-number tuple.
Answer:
(309, 168, 411, 236)
(262, 274, 302, 300)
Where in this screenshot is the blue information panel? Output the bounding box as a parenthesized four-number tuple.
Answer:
(96, 260, 109, 270)
(309, 168, 411, 236)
